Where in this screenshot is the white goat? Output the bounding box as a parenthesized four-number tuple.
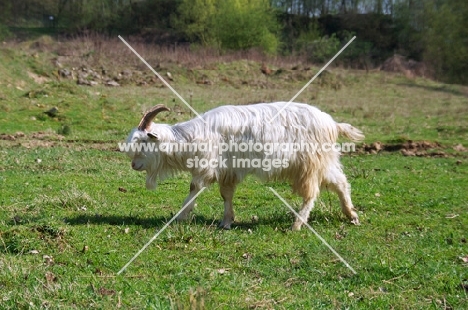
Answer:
(124, 102, 364, 230)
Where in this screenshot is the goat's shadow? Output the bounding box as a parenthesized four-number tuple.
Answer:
(64, 210, 342, 230)
(64, 214, 212, 229)
(64, 214, 287, 230)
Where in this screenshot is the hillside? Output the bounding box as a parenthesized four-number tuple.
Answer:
(0, 35, 467, 309)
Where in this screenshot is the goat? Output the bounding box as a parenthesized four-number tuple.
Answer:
(124, 102, 364, 230)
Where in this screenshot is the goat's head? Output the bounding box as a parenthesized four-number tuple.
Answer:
(124, 104, 170, 189)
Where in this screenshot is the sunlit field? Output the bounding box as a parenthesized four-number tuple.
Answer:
(1, 37, 467, 309)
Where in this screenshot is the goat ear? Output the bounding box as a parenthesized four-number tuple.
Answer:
(147, 132, 159, 140)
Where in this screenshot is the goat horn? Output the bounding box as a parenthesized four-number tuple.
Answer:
(138, 104, 170, 131)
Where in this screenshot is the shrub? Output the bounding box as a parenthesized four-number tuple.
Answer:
(0, 23, 11, 41)
(172, 0, 280, 54)
(422, 0, 468, 84)
(302, 33, 340, 63)
(212, 0, 280, 53)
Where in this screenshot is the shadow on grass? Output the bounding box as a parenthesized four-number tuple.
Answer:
(63, 213, 278, 229)
(63, 210, 344, 230)
(63, 214, 212, 228)
(396, 82, 468, 97)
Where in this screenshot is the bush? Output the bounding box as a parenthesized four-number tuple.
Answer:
(171, 0, 217, 46)
(0, 23, 11, 41)
(302, 33, 340, 63)
(337, 30, 374, 68)
(294, 25, 321, 52)
(172, 0, 280, 54)
(423, 0, 468, 84)
(212, 0, 280, 53)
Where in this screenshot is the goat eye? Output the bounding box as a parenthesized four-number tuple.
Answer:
(148, 132, 158, 140)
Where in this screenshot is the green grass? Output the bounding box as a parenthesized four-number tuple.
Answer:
(1, 39, 468, 309)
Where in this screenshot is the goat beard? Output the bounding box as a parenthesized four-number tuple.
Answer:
(145, 171, 158, 190)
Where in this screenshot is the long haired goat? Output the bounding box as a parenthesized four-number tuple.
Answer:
(124, 102, 364, 230)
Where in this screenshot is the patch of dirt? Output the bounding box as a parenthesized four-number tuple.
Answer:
(0, 131, 62, 148)
(0, 131, 117, 151)
(380, 55, 430, 79)
(358, 140, 466, 157)
(27, 71, 50, 84)
(51, 52, 344, 90)
(0, 131, 27, 141)
(57, 65, 180, 88)
(2, 132, 466, 158)
(453, 144, 467, 152)
(63, 140, 118, 151)
(0, 133, 17, 141)
(31, 131, 65, 141)
(21, 140, 57, 148)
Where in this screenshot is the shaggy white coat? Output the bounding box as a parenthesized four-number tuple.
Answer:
(125, 102, 364, 230)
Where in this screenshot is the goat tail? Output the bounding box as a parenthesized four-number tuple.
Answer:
(336, 123, 365, 141)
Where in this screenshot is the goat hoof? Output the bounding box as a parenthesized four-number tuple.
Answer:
(219, 222, 232, 230)
(176, 214, 188, 221)
(291, 223, 302, 231)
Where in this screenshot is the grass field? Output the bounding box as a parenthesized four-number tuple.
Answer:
(1, 37, 467, 309)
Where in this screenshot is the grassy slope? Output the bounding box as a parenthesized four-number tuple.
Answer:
(0, 39, 467, 309)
